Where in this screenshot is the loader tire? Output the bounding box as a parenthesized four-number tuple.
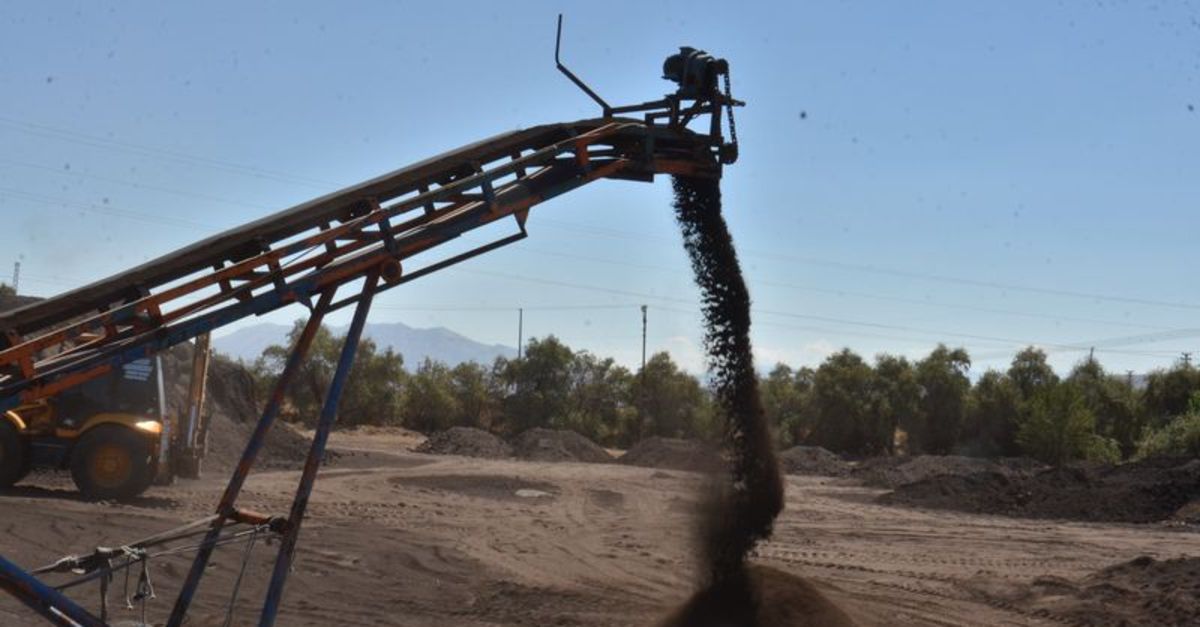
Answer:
(70, 425, 155, 500)
(0, 419, 28, 488)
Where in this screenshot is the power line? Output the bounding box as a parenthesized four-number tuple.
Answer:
(0, 186, 218, 231)
(3, 186, 1189, 362)
(5, 111, 1195, 314)
(373, 296, 1176, 362)
(4, 116, 1195, 361)
(504, 239, 1175, 332)
(6, 111, 1196, 317)
(448, 267, 1192, 358)
(16, 259, 1174, 362)
(0, 115, 340, 189)
(4, 169, 1171, 333)
(0, 157, 275, 212)
(534, 218, 1200, 312)
(372, 302, 643, 312)
(8, 175, 1176, 340)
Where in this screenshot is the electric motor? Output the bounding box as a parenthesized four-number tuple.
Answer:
(662, 47, 728, 99)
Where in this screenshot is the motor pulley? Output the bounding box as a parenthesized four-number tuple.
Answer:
(663, 47, 728, 100)
(663, 46, 740, 164)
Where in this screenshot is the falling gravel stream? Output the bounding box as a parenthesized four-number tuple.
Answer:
(672, 175, 784, 586)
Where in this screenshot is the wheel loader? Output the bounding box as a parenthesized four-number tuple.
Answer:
(0, 334, 212, 500)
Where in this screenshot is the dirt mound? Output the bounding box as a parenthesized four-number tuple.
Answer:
(162, 343, 311, 471)
(416, 427, 512, 459)
(620, 437, 723, 473)
(658, 564, 857, 627)
(979, 555, 1200, 626)
(509, 428, 612, 463)
(778, 446, 851, 477)
(855, 454, 1045, 489)
(881, 456, 1200, 523)
(202, 410, 313, 471)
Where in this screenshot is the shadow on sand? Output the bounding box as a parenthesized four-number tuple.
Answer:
(0, 484, 178, 508)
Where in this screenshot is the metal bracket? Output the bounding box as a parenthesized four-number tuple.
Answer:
(555, 14, 611, 116)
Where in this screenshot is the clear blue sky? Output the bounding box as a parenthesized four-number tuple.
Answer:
(1, 1, 1197, 376)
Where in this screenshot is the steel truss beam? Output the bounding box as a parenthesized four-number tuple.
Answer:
(0, 119, 718, 414)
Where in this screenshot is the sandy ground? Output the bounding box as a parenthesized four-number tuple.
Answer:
(2, 433, 1198, 626)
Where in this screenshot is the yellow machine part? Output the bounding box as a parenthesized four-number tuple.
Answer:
(56, 413, 163, 440)
(2, 409, 26, 431)
(5, 399, 161, 440)
(5, 399, 51, 432)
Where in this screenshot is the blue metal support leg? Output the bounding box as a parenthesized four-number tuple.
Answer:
(257, 271, 380, 626)
(165, 290, 335, 627)
(0, 554, 105, 627)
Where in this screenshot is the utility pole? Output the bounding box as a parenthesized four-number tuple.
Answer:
(636, 305, 648, 441)
(1183, 352, 1193, 368)
(1126, 370, 1134, 387)
(11, 261, 19, 294)
(517, 308, 524, 359)
(640, 305, 648, 373)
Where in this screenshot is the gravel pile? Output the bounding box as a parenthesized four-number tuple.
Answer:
(162, 344, 311, 471)
(619, 437, 722, 473)
(880, 456, 1200, 523)
(855, 455, 1045, 489)
(416, 427, 513, 459)
(989, 555, 1200, 626)
(777, 446, 851, 477)
(510, 428, 612, 463)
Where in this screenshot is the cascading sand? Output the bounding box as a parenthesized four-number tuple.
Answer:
(672, 175, 783, 579)
(658, 176, 855, 627)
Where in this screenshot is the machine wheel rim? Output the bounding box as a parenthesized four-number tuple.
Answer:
(90, 443, 133, 489)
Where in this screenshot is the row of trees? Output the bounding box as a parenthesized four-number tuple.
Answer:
(248, 320, 1200, 463)
(763, 346, 1200, 463)
(249, 321, 714, 447)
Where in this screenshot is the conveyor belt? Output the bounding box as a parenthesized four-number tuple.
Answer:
(0, 117, 720, 411)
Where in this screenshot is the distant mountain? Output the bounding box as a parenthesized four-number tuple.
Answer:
(346, 322, 516, 369)
(213, 321, 516, 368)
(212, 323, 294, 364)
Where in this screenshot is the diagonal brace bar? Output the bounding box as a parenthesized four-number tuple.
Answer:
(258, 269, 380, 626)
(166, 289, 336, 627)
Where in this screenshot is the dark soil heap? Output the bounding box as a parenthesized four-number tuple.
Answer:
(510, 428, 612, 464)
(982, 555, 1200, 626)
(661, 564, 856, 627)
(881, 456, 1200, 523)
(416, 426, 513, 459)
(778, 446, 851, 478)
(855, 455, 1045, 489)
(161, 344, 311, 471)
(620, 437, 723, 473)
(669, 175, 785, 594)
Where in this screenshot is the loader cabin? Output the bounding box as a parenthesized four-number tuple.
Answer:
(0, 356, 167, 500)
